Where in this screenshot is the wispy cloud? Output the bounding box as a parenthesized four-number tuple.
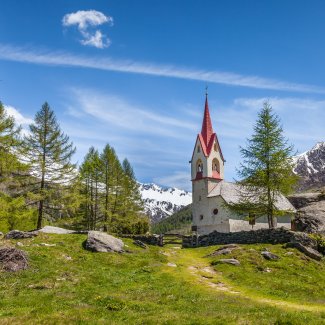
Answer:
(68, 87, 196, 138)
(4, 105, 33, 125)
(1, 44, 325, 93)
(62, 10, 113, 48)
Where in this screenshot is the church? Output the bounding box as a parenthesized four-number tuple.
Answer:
(190, 94, 295, 235)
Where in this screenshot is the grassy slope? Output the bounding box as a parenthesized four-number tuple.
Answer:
(0, 234, 324, 324)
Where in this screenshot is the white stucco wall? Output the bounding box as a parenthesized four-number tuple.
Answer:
(193, 194, 293, 235)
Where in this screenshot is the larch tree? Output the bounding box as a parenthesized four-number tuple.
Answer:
(79, 147, 103, 230)
(100, 144, 123, 231)
(232, 101, 298, 228)
(0, 101, 23, 179)
(24, 102, 76, 229)
(120, 158, 144, 219)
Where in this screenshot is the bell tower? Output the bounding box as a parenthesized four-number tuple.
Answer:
(190, 92, 225, 231)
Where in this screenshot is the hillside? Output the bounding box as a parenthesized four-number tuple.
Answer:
(0, 233, 324, 324)
(139, 183, 192, 223)
(152, 204, 192, 234)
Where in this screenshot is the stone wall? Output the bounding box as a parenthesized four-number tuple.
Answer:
(120, 234, 163, 246)
(182, 227, 317, 249)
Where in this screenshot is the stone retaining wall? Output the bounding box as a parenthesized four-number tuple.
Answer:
(120, 234, 163, 246)
(182, 227, 317, 249)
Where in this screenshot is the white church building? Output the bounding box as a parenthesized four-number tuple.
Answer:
(190, 94, 295, 235)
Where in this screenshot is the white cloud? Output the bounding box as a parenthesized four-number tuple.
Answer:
(68, 88, 196, 139)
(4, 105, 33, 125)
(1, 44, 325, 93)
(62, 10, 113, 49)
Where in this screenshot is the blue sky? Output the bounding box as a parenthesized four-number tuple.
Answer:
(0, 1, 324, 191)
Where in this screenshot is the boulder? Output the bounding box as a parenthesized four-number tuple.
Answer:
(133, 240, 148, 249)
(0, 247, 28, 272)
(205, 244, 239, 257)
(261, 251, 280, 260)
(39, 226, 75, 234)
(85, 231, 124, 253)
(5, 230, 38, 240)
(285, 242, 323, 261)
(212, 258, 240, 266)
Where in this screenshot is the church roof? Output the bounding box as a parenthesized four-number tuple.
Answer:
(194, 95, 225, 161)
(207, 181, 296, 212)
(201, 95, 214, 148)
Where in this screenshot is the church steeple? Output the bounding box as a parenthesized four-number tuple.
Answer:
(200, 93, 214, 149)
(191, 92, 225, 182)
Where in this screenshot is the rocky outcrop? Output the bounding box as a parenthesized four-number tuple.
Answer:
(293, 142, 325, 191)
(261, 251, 280, 260)
(212, 258, 240, 266)
(85, 231, 124, 253)
(288, 192, 325, 233)
(39, 226, 76, 234)
(5, 230, 38, 240)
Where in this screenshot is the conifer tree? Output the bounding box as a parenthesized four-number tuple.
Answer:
(24, 102, 76, 229)
(79, 147, 103, 230)
(0, 101, 23, 179)
(120, 158, 143, 218)
(232, 101, 298, 228)
(100, 144, 123, 231)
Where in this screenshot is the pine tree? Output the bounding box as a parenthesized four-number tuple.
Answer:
(24, 102, 76, 229)
(233, 101, 298, 228)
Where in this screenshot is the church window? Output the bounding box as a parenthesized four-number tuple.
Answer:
(199, 195, 201, 201)
(200, 215, 204, 220)
(196, 159, 203, 173)
(197, 145, 201, 153)
(212, 158, 220, 173)
(213, 208, 219, 215)
(214, 143, 218, 152)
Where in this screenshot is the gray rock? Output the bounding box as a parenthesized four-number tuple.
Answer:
(133, 240, 148, 249)
(213, 258, 240, 266)
(39, 226, 75, 234)
(206, 244, 239, 257)
(285, 242, 323, 261)
(0, 247, 28, 272)
(85, 231, 124, 253)
(261, 251, 280, 260)
(5, 230, 38, 240)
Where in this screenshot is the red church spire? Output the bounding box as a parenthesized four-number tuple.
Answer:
(200, 92, 214, 148)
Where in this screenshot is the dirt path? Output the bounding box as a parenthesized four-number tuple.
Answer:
(163, 247, 325, 313)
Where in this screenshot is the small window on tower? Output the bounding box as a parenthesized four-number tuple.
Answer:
(213, 208, 219, 215)
(214, 143, 218, 152)
(200, 215, 204, 220)
(199, 195, 201, 201)
(197, 145, 201, 153)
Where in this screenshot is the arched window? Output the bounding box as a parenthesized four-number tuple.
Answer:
(212, 158, 220, 173)
(196, 159, 203, 173)
(214, 143, 218, 152)
(197, 145, 201, 153)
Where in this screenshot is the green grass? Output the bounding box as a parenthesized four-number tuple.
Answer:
(0, 233, 324, 324)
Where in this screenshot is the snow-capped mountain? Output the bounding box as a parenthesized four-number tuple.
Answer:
(139, 183, 192, 223)
(293, 141, 325, 191)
